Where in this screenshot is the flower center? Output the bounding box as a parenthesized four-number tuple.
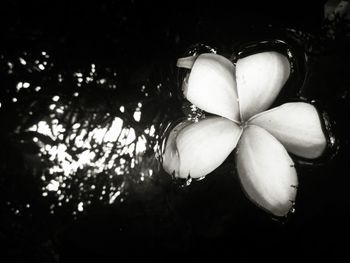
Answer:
(239, 120, 249, 130)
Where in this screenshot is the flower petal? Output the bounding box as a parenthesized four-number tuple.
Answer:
(236, 52, 290, 120)
(249, 102, 327, 159)
(177, 116, 242, 178)
(162, 120, 192, 176)
(180, 53, 240, 122)
(163, 116, 242, 179)
(236, 125, 297, 217)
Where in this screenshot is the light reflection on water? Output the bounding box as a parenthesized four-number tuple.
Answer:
(28, 111, 157, 212)
(0, 49, 172, 218)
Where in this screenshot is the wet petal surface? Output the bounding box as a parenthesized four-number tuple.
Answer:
(236, 125, 297, 217)
(249, 102, 327, 159)
(236, 51, 290, 120)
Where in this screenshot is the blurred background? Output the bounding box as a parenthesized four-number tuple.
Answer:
(0, 0, 350, 262)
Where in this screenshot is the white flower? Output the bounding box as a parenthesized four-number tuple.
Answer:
(162, 51, 327, 217)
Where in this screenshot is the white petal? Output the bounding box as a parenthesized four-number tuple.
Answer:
(174, 116, 242, 178)
(236, 51, 290, 120)
(176, 55, 197, 69)
(236, 125, 297, 217)
(249, 102, 327, 159)
(162, 120, 192, 176)
(183, 53, 240, 122)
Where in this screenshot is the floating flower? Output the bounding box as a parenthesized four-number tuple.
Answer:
(162, 48, 328, 217)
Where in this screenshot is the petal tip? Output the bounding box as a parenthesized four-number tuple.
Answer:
(177, 55, 197, 69)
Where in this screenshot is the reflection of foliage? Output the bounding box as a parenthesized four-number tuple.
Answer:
(0, 48, 184, 260)
(0, 49, 179, 220)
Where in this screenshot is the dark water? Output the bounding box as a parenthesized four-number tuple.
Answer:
(1, 1, 350, 261)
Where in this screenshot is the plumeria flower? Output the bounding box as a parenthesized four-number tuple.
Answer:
(162, 49, 328, 217)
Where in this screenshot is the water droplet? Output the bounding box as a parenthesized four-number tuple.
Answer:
(133, 110, 141, 122)
(98, 78, 106, 84)
(72, 123, 80, 129)
(77, 202, 84, 212)
(194, 175, 206, 181)
(185, 175, 192, 186)
(16, 82, 23, 91)
(19, 57, 26, 65)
